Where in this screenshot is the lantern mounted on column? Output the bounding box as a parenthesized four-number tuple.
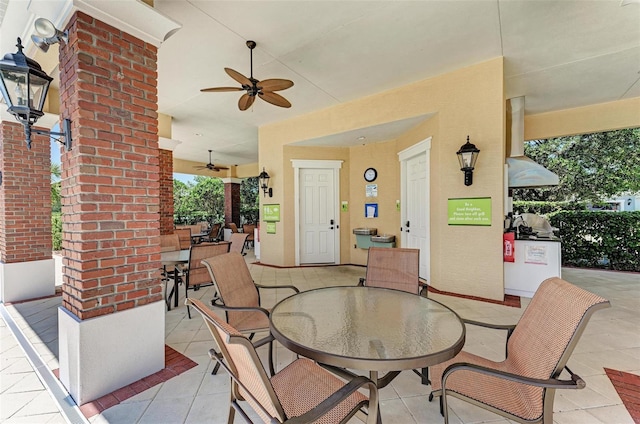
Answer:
(258, 167, 272, 197)
(456, 135, 480, 186)
(0, 38, 71, 150)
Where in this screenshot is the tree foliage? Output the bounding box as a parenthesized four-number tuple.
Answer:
(240, 177, 259, 223)
(512, 128, 640, 202)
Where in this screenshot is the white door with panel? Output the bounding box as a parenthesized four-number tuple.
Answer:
(399, 138, 431, 281)
(299, 168, 337, 264)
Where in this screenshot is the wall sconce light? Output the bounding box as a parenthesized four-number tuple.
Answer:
(0, 38, 71, 150)
(456, 135, 480, 186)
(258, 167, 272, 197)
(31, 18, 68, 53)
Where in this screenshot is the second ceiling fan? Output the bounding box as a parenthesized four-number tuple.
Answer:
(194, 150, 229, 172)
(201, 40, 294, 111)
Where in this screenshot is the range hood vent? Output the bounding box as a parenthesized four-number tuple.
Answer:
(507, 97, 559, 188)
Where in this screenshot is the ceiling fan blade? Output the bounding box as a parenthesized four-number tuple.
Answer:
(201, 87, 243, 92)
(239, 93, 256, 111)
(258, 91, 291, 108)
(258, 78, 294, 92)
(225, 67, 252, 86)
(213, 166, 230, 171)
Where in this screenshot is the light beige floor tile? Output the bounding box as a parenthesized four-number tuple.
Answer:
(0, 391, 40, 420)
(153, 371, 204, 400)
(90, 400, 148, 424)
(4, 372, 45, 393)
(553, 408, 607, 424)
(584, 404, 635, 424)
(13, 390, 62, 416)
(378, 397, 417, 423)
(4, 412, 64, 423)
(184, 393, 230, 424)
(136, 396, 193, 424)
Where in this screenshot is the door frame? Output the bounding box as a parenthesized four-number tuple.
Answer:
(398, 137, 431, 281)
(291, 159, 343, 266)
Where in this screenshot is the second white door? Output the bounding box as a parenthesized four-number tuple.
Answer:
(299, 168, 337, 264)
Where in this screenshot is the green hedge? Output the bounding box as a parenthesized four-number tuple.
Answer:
(549, 211, 639, 272)
(513, 201, 613, 215)
(52, 212, 62, 251)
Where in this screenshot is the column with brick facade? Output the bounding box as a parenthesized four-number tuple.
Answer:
(159, 149, 174, 234)
(0, 121, 55, 302)
(56, 11, 165, 405)
(223, 178, 242, 236)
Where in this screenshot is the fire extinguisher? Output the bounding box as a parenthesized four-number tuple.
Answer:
(503, 232, 515, 262)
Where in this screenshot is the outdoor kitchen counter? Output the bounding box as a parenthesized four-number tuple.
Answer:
(504, 239, 562, 298)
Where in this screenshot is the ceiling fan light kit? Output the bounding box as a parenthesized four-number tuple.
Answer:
(201, 40, 293, 111)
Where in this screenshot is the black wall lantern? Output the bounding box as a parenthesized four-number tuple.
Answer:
(0, 38, 71, 150)
(258, 167, 272, 197)
(456, 135, 480, 186)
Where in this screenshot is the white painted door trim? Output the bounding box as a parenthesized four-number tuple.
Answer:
(398, 137, 431, 282)
(291, 160, 343, 266)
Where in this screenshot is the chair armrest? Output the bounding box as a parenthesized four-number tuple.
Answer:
(210, 298, 271, 318)
(285, 375, 377, 424)
(462, 319, 516, 338)
(255, 283, 300, 294)
(442, 362, 586, 390)
(251, 334, 274, 349)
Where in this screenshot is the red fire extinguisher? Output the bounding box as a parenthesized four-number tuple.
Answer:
(503, 232, 515, 262)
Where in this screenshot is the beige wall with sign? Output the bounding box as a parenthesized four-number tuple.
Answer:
(260, 57, 506, 301)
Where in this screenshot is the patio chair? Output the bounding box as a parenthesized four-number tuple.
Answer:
(358, 246, 430, 384)
(160, 233, 180, 252)
(429, 277, 610, 424)
(186, 298, 379, 424)
(358, 247, 426, 295)
(202, 251, 299, 376)
(174, 228, 192, 250)
(229, 232, 250, 256)
(176, 242, 231, 319)
(243, 223, 256, 249)
(202, 222, 222, 242)
(228, 222, 239, 233)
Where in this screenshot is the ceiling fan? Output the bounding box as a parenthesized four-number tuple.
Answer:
(194, 150, 229, 172)
(200, 40, 294, 111)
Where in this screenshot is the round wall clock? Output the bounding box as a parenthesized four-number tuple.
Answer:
(364, 167, 377, 182)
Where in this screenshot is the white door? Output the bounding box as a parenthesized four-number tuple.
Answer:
(399, 139, 431, 281)
(299, 168, 337, 264)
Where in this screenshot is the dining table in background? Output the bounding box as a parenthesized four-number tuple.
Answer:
(160, 249, 190, 309)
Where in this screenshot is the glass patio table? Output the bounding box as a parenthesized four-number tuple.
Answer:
(270, 286, 465, 388)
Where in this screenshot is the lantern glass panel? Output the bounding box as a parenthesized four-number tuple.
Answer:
(0, 68, 28, 107)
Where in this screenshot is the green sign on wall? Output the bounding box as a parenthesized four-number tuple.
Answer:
(447, 197, 492, 226)
(266, 222, 276, 234)
(263, 204, 280, 222)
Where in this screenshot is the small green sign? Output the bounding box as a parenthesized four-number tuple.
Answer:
(266, 222, 276, 234)
(263, 204, 280, 222)
(341, 201, 348, 212)
(448, 197, 492, 226)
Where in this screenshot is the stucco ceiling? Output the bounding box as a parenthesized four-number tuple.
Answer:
(1, 0, 639, 169)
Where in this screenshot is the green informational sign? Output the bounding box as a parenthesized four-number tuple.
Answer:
(341, 201, 348, 212)
(263, 204, 280, 222)
(266, 222, 276, 234)
(447, 197, 492, 226)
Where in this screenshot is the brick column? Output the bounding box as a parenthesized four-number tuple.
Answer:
(0, 121, 55, 302)
(56, 11, 164, 405)
(224, 179, 241, 227)
(159, 149, 174, 234)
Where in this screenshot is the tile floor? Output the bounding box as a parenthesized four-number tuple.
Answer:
(1, 251, 638, 424)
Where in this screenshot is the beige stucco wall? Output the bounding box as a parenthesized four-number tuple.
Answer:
(524, 97, 640, 140)
(259, 57, 506, 300)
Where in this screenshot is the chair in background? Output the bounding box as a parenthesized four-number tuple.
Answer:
(174, 228, 192, 250)
(176, 242, 231, 319)
(160, 233, 180, 252)
(429, 277, 610, 424)
(242, 223, 256, 250)
(358, 246, 430, 384)
(359, 247, 425, 295)
(229, 232, 249, 256)
(187, 298, 379, 424)
(203, 223, 222, 242)
(227, 222, 240, 233)
(202, 251, 299, 376)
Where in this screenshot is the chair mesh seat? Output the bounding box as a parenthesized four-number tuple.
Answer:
(272, 358, 368, 424)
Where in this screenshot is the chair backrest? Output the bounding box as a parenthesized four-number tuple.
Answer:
(174, 228, 192, 250)
(506, 277, 609, 388)
(160, 233, 180, 252)
(186, 242, 231, 286)
(243, 224, 256, 241)
(229, 232, 249, 255)
(187, 298, 286, 423)
(365, 247, 420, 294)
(202, 252, 260, 326)
(208, 223, 221, 239)
(227, 222, 239, 233)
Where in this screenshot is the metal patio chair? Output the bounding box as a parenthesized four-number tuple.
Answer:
(174, 227, 192, 250)
(229, 232, 250, 256)
(243, 223, 256, 249)
(202, 222, 222, 242)
(186, 298, 379, 424)
(176, 242, 231, 319)
(429, 277, 610, 424)
(202, 251, 299, 376)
